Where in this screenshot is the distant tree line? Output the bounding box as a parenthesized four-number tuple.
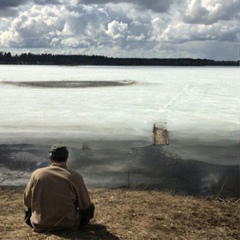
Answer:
(0, 51, 239, 66)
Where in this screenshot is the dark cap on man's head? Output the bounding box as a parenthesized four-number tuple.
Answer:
(49, 144, 69, 159)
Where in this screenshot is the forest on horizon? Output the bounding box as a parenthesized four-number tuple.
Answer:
(0, 51, 239, 66)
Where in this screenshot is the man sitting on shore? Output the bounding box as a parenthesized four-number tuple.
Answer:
(23, 144, 94, 232)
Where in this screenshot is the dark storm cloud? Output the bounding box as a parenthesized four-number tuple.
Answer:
(0, 0, 29, 17)
(0, 0, 63, 10)
(33, 0, 62, 5)
(134, 0, 174, 12)
(77, 0, 173, 13)
(0, 0, 28, 9)
(0, 8, 16, 17)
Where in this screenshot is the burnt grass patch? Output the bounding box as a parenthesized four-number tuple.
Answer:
(3, 80, 136, 88)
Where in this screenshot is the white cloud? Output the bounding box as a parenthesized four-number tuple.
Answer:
(126, 33, 145, 41)
(160, 20, 239, 44)
(0, 0, 239, 60)
(5, 6, 65, 48)
(106, 20, 128, 40)
(182, 0, 240, 24)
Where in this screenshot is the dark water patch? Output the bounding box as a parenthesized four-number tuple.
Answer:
(3, 80, 136, 88)
(167, 132, 240, 165)
(0, 143, 239, 198)
(132, 145, 239, 197)
(0, 144, 49, 171)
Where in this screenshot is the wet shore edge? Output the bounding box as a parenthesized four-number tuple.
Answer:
(0, 136, 239, 198)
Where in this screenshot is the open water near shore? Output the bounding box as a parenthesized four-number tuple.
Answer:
(0, 65, 239, 196)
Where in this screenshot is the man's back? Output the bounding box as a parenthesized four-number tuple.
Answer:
(24, 163, 91, 232)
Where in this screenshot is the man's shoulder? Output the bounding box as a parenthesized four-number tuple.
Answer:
(67, 168, 83, 180)
(30, 166, 84, 183)
(33, 166, 49, 173)
(31, 166, 50, 177)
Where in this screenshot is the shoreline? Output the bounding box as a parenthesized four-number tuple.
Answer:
(0, 134, 239, 198)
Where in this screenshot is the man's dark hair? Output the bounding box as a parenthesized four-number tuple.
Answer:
(50, 156, 68, 162)
(49, 144, 68, 162)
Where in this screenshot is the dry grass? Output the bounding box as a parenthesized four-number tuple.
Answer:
(0, 187, 239, 240)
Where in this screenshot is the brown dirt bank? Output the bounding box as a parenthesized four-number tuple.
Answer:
(0, 187, 239, 240)
(2, 80, 136, 88)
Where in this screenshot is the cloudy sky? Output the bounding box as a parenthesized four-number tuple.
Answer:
(0, 0, 239, 60)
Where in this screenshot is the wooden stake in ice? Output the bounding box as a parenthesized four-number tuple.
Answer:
(153, 124, 169, 145)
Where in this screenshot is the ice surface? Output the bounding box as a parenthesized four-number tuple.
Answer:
(0, 65, 239, 165)
(0, 65, 239, 139)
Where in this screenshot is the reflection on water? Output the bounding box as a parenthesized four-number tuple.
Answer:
(0, 141, 239, 198)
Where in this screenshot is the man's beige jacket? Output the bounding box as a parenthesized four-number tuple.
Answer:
(24, 163, 91, 232)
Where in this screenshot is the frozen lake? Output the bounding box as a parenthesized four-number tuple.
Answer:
(0, 65, 239, 195)
(0, 65, 239, 141)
